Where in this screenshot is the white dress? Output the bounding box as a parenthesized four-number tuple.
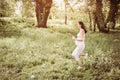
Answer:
(72, 31, 85, 61)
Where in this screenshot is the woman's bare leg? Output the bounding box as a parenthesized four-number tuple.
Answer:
(80, 53, 88, 58)
(77, 60, 81, 66)
(79, 53, 85, 56)
(76, 60, 82, 69)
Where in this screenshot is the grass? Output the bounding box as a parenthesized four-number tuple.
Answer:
(0, 18, 120, 80)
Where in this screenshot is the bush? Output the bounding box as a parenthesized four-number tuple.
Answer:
(0, 17, 35, 37)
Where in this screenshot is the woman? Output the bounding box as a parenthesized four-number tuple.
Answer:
(72, 21, 88, 69)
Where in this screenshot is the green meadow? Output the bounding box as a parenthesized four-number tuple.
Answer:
(0, 18, 120, 80)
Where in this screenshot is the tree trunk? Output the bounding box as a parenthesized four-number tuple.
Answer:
(65, 3, 67, 24)
(95, 0, 107, 32)
(88, 9, 92, 31)
(35, 0, 52, 28)
(106, 0, 119, 29)
(92, 12, 97, 32)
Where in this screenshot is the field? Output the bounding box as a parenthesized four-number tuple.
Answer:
(0, 18, 120, 80)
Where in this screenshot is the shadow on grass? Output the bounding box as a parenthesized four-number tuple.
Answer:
(0, 26, 22, 38)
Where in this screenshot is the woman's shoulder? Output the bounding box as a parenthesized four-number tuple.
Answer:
(80, 29, 85, 33)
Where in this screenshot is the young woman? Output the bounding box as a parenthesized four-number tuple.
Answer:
(72, 21, 88, 69)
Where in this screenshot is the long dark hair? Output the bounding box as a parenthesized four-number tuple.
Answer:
(78, 21, 87, 33)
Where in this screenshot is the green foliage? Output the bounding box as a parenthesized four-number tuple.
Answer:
(0, 0, 14, 17)
(0, 17, 35, 37)
(49, 1, 59, 19)
(21, 0, 35, 17)
(0, 18, 120, 80)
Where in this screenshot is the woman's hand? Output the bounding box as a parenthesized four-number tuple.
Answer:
(72, 36, 83, 41)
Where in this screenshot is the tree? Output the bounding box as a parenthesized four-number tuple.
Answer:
(86, 0, 93, 31)
(64, 0, 74, 24)
(95, 0, 107, 32)
(35, 0, 52, 28)
(106, 0, 120, 29)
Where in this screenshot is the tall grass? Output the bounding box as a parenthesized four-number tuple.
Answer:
(0, 18, 120, 80)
